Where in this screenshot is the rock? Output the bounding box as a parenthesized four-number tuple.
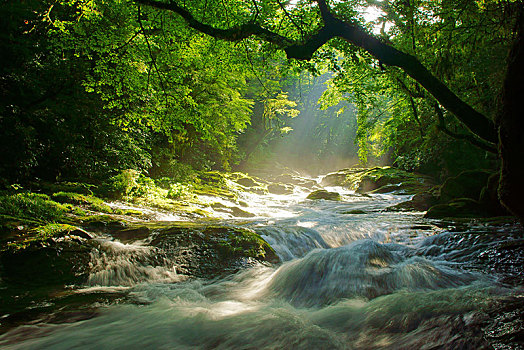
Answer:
(110, 226, 151, 242)
(342, 209, 366, 214)
(306, 190, 341, 201)
(274, 174, 317, 188)
(267, 183, 293, 195)
(230, 207, 255, 218)
(424, 198, 490, 218)
(387, 191, 439, 212)
(149, 224, 279, 278)
(320, 167, 433, 195)
(211, 204, 255, 218)
(320, 168, 360, 187)
(479, 173, 510, 216)
(439, 170, 492, 203)
(236, 177, 258, 187)
(80, 215, 127, 231)
(0, 240, 94, 286)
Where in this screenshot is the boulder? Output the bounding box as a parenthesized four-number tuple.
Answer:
(424, 198, 490, 219)
(320, 167, 433, 195)
(307, 190, 341, 201)
(387, 191, 439, 212)
(479, 173, 510, 216)
(438, 170, 492, 203)
(236, 177, 258, 187)
(267, 183, 293, 195)
(0, 239, 94, 286)
(149, 224, 279, 278)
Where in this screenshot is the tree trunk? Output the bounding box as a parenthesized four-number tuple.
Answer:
(498, 6, 524, 224)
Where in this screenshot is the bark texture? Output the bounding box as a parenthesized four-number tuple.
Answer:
(498, 7, 524, 224)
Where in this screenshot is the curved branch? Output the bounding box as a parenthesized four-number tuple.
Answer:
(134, 0, 498, 144)
(434, 103, 497, 154)
(135, 0, 292, 45)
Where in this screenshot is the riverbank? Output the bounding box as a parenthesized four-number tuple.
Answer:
(0, 167, 522, 348)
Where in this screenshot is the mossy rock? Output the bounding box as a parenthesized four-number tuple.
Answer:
(230, 207, 256, 218)
(342, 209, 366, 214)
(307, 190, 341, 201)
(438, 170, 492, 203)
(198, 171, 228, 187)
(274, 174, 317, 188)
(149, 224, 279, 278)
(0, 193, 68, 223)
(235, 177, 259, 187)
(31, 181, 96, 196)
(320, 168, 361, 187)
(320, 167, 432, 195)
(51, 192, 112, 213)
(0, 239, 94, 286)
(267, 183, 293, 195)
(424, 198, 491, 219)
(77, 215, 127, 231)
(387, 191, 439, 212)
(211, 205, 255, 218)
(355, 167, 432, 194)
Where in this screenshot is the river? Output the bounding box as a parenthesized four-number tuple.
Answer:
(0, 183, 522, 349)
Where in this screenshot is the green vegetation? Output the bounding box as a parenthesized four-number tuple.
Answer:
(1, 0, 523, 221)
(321, 166, 432, 195)
(0, 193, 68, 223)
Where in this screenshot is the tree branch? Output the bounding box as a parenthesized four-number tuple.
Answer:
(434, 103, 497, 153)
(135, 0, 292, 45)
(134, 0, 498, 144)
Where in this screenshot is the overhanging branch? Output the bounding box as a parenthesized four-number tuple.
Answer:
(134, 0, 498, 144)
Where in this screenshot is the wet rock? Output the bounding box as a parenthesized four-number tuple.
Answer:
(342, 209, 367, 214)
(110, 226, 151, 242)
(274, 174, 317, 188)
(267, 183, 293, 195)
(439, 170, 492, 203)
(236, 177, 258, 187)
(79, 214, 127, 231)
(0, 239, 94, 286)
(320, 167, 433, 195)
(149, 224, 279, 278)
(387, 191, 439, 212)
(425, 198, 490, 218)
(230, 206, 256, 218)
(307, 190, 341, 201)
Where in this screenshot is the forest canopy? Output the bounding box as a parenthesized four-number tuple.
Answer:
(1, 0, 523, 218)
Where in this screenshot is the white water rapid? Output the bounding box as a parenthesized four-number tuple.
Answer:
(0, 184, 522, 349)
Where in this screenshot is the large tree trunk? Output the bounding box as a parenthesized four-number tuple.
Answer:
(498, 5, 524, 224)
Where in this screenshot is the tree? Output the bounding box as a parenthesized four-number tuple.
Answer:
(135, 0, 524, 222)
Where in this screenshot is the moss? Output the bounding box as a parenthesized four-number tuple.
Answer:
(52, 192, 113, 213)
(0, 193, 68, 223)
(322, 167, 432, 195)
(212, 227, 275, 260)
(3, 223, 85, 252)
(76, 214, 126, 230)
(425, 198, 490, 219)
(342, 209, 366, 214)
(112, 208, 143, 216)
(307, 190, 341, 201)
(32, 181, 96, 196)
(438, 170, 492, 202)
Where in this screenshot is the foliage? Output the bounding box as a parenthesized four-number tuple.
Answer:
(51, 192, 112, 213)
(0, 193, 68, 222)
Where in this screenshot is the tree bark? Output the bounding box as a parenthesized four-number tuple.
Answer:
(497, 6, 524, 224)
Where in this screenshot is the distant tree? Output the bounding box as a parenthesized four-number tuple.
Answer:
(135, 0, 524, 222)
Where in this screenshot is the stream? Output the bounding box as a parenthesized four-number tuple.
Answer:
(0, 184, 522, 349)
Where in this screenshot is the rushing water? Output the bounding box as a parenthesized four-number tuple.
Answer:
(1, 185, 522, 349)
